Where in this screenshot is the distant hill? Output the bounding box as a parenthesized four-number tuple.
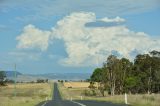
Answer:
(3, 71, 91, 82)
(5, 71, 22, 77)
(33, 73, 91, 80)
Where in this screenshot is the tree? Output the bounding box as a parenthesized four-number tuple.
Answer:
(90, 68, 107, 96)
(105, 55, 120, 96)
(118, 58, 133, 94)
(133, 52, 160, 94)
(104, 56, 133, 95)
(91, 68, 104, 82)
(0, 71, 6, 86)
(90, 50, 160, 96)
(134, 54, 152, 93)
(37, 79, 45, 83)
(125, 76, 139, 93)
(150, 50, 160, 57)
(149, 50, 160, 93)
(88, 81, 97, 96)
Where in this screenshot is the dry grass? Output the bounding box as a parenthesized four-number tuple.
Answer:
(58, 82, 87, 100)
(58, 82, 160, 106)
(63, 82, 98, 88)
(82, 94, 160, 106)
(63, 82, 90, 88)
(0, 83, 53, 106)
(127, 94, 160, 106)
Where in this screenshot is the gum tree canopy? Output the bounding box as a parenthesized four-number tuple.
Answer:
(90, 50, 160, 95)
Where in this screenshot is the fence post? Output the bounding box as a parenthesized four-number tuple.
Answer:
(81, 96, 83, 100)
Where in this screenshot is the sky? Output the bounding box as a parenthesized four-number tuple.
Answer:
(0, 0, 160, 74)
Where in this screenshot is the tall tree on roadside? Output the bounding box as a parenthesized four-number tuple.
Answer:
(149, 50, 160, 93)
(134, 54, 151, 93)
(90, 50, 160, 96)
(119, 58, 133, 94)
(105, 55, 120, 96)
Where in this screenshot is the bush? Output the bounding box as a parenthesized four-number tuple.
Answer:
(37, 79, 45, 83)
(6, 79, 14, 83)
(0, 71, 6, 86)
(83, 89, 96, 96)
(68, 86, 72, 88)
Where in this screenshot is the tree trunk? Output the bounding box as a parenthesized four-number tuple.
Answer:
(148, 77, 151, 94)
(111, 79, 115, 96)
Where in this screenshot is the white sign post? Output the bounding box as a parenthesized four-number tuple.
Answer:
(125, 93, 128, 104)
(81, 96, 83, 100)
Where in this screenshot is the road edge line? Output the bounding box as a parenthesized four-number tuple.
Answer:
(41, 101, 48, 106)
(70, 101, 86, 106)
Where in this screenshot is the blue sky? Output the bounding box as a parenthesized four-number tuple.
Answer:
(0, 0, 160, 74)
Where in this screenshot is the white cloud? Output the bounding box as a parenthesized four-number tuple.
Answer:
(100, 16, 125, 23)
(16, 12, 160, 67)
(52, 12, 160, 66)
(16, 24, 51, 51)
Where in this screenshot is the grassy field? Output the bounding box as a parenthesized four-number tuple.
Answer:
(58, 82, 160, 106)
(58, 82, 88, 100)
(63, 82, 90, 88)
(0, 83, 53, 106)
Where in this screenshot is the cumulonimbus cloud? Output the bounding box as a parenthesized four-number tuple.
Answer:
(52, 12, 160, 66)
(16, 12, 160, 67)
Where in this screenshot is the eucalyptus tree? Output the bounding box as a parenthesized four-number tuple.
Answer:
(90, 50, 160, 96)
(90, 68, 108, 96)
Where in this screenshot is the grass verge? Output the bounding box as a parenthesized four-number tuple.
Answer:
(58, 82, 160, 106)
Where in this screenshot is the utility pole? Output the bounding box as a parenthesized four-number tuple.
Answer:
(14, 64, 17, 97)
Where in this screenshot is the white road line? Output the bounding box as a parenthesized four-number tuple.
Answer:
(70, 101, 86, 106)
(41, 101, 48, 106)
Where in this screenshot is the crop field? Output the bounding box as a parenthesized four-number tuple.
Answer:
(0, 83, 53, 106)
(59, 82, 160, 106)
(63, 82, 90, 88)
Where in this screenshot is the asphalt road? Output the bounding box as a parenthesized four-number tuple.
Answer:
(37, 83, 127, 106)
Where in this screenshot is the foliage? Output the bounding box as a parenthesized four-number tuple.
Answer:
(36, 79, 48, 83)
(0, 71, 6, 86)
(90, 68, 108, 96)
(90, 50, 160, 95)
(83, 89, 96, 96)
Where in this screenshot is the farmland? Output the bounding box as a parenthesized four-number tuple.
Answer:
(0, 83, 52, 106)
(63, 82, 90, 88)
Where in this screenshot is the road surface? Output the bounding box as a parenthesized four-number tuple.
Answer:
(37, 83, 127, 106)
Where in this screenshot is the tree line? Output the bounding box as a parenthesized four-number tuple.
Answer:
(90, 50, 160, 96)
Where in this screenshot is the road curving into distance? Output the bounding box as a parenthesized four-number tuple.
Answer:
(37, 83, 127, 106)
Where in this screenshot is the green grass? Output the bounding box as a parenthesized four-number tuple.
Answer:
(0, 82, 53, 106)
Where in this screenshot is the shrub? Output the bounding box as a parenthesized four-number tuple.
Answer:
(83, 89, 96, 96)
